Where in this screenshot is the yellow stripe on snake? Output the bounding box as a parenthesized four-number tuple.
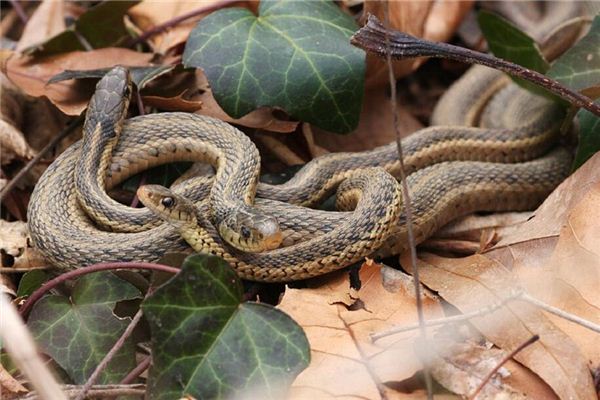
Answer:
(27, 66, 571, 281)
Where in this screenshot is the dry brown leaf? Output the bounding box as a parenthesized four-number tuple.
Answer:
(3, 48, 154, 115)
(362, 1, 474, 88)
(310, 87, 424, 153)
(142, 91, 203, 112)
(278, 263, 444, 399)
(430, 339, 555, 399)
(15, 0, 65, 52)
(403, 253, 596, 400)
(484, 168, 600, 371)
(0, 119, 35, 165)
(490, 152, 600, 269)
(0, 363, 27, 396)
(129, 1, 254, 54)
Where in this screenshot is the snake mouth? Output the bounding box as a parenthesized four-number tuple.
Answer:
(263, 230, 283, 251)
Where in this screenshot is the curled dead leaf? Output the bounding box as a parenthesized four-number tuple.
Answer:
(0, 119, 35, 165)
(0, 220, 46, 270)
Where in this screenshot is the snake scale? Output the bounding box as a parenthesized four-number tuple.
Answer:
(27, 64, 571, 282)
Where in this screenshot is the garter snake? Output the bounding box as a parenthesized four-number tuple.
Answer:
(27, 66, 571, 281)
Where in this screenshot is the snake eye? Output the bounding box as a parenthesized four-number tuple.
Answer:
(240, 226, 251, 239)
(161, 197, 175, 208)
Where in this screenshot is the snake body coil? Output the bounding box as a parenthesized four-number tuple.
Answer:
(27, 66, 571, 281)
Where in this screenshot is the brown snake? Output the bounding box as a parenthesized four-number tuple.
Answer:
(27, 65, 571, 281)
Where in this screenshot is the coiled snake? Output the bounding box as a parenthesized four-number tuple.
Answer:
(27, 65, 571, 281)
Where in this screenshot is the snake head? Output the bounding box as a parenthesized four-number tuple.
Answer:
(137, 185, 197, 229)
(218, 209, 282, 253)
(84, 66, 132, 140)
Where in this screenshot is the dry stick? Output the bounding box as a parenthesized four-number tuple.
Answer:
(0, 294, 67, 400)
(469, 334, 539, 400)
(76, 307, 146, 400)
(126, 0, 238, 47)
(371, 290, 523, 341)
(120, 355, 151, 384)
(0, 115, 84, 202)
(19, 262, 179, 317)
(382, 4, 433, 399)
(351, 14, 600, 118)
(8, 0, 28, 24)
(520, 293, 600, 334)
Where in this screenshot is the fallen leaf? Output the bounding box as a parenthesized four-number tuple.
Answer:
(362, 1, 474, 88)
(403, 253, 597, 400)
(0, 119, 35, 165)
(0, 363, 27, 396)
(15, 0, 66, 52)
(430, 339, 552, 399)
(142, 91, 203, 112)
(3, 48, 154, 115)
(129, 1, 253, 53)
(279, 263, 444, 399)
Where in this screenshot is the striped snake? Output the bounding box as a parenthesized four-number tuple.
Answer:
(27, 65, 571, 281)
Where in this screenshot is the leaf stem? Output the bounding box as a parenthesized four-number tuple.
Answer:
(351, 14, 600, 117)
(76, 306, 146, 400)
(120, 355, 151, 384)
(469, 334, 539, 400)
(19, 262, 179, 317)
(8, 0, 28, 24)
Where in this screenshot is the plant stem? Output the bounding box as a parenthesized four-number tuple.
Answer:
(469, 335, 539, 399)
(351, 14, 600, 117)
(382, 4, 433, 399)
(19, 262, 179, 317)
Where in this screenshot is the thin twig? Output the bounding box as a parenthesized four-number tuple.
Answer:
(0, 115, 84, 202)
(351, 14, 600, 117)
(371, 290, 523, 341)
(382, 3, 433, 399)
(77, 307, 146, 400)
(469, 334, 539, 400)
(0, 294, 66, 400)
(19, 262, 179, 317)
(8, 0, 28, 24)
(126, 0, 237, 47)
(520, 293, 600, 334)
(22, 384, 145, 400)
(120, 355, 151, 384)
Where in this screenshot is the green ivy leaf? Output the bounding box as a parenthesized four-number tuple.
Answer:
(183, 0, 365, 133)
(24, 1, 139, 56)
(27, 272, 141, 384)
(16, 270, 47, 298)
(573, 103, 600, 169)
(478, 11, 553, 97)
(547, 15, 600, 98)
(142, 254, 310, 400)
